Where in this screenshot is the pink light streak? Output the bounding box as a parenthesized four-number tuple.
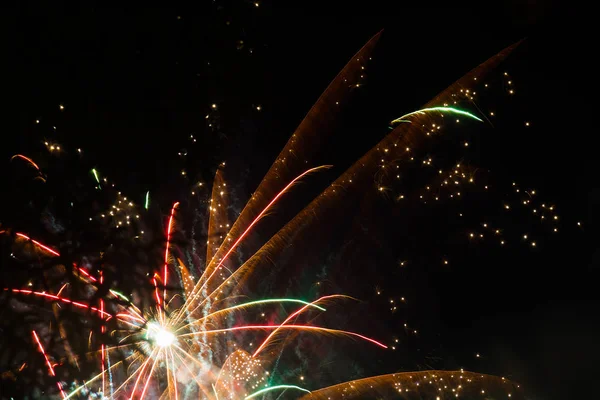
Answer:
(32, 330, 66, 399)
(182, 324, 388, 349)
(7, 289, 112, 318)
(184, 166, 329, 319)
(16, 233, 60, 256)
(252, 294, 344, 357)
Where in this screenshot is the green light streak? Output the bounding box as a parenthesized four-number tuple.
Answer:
(225, 298, 326, 313)
(391, 106, 483, 124)
(91, 168, 100, 184)
(145, 191, 150, 210)
(245, 385, 311, 399)
(109, 289, 130, 302)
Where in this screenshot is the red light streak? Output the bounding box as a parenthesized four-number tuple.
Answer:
(32, 330, 66, 399)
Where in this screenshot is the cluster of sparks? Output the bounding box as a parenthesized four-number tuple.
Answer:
(2, 31, 574, 400)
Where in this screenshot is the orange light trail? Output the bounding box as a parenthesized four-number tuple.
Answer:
(252, 294, 345, 357)
(11, 154, 41, 171)
(181, 166, 330, 322)
(129, 348, 159, 399)
(180, 325, 388, 349)
(32, 330, 67, 399)
(116, 312, 146, 324)
(169, 348, 179, 400)
(139, 349, 162, 399)
(164, 202, 179, 308)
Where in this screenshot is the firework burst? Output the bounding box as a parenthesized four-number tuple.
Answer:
(0, 31, 540, 400)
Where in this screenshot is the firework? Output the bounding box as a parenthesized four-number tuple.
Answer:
(1, 32, 545, 400)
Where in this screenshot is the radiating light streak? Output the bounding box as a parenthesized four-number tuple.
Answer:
(169, 348, 178, 400)
(100, 272, 106, 396)
(172, 347, 213, 398)
(390, 106, 483, 124)
(15, 234, 135, 309)
(105, 353, 153, 398)
(7, 289, 111, 318)
(32, 330, 67, 399)
(165, 345, 172, 395)
(179, 325, 388, 349)
(153, 277, 162, 321)
(75, 265, 96, 281)
(16, 232, 60, 256)
(91, 168, 100, 184)
(109, 289, 131, 302)
(65, 366, 120, 399)
(145, 191, 150, 210)
(253, 294, 347, 357)
(116, 312, 146, 324)
(246, 385, 311, 399)
(128, 348, 159, 400)
(139, 348, 162, 399)
(11, 154, 40, 171)
(13, 236, 138, 322)
(164, 202, 179, 308)
(174, 298, 326, 333)
(179, 166, 330, 324)
(56, 283, 68, 297)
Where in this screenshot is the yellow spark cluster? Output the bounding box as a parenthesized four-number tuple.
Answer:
(299, 370, 523, 399)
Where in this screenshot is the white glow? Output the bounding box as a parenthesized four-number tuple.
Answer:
(148, 323, 175, 347)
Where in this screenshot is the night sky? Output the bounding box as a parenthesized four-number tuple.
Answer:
(2, 2, 596, 399)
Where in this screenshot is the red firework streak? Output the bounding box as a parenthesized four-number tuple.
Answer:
(32, 330, 67, 399)
(100, 271, 106, 395)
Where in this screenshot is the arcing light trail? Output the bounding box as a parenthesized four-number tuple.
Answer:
(245, 384, 311, 399)
(390, 106, 483, 124)
(178, 325, 388, 349)
(174, 165, 331, 326)
(11, 154, 41, 171)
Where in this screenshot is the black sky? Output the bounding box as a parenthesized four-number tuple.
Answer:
(2, 2, 597, 399)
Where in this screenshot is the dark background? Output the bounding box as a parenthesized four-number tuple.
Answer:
(2, 1, 596, 399)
